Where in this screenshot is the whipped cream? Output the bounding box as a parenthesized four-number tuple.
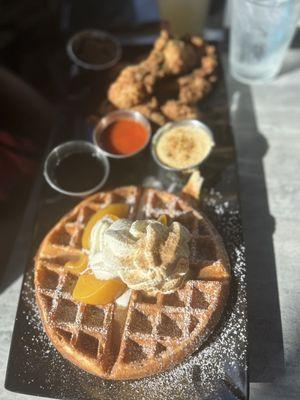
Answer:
(89, 216, 119, 280)
(89, 218, 191, 293)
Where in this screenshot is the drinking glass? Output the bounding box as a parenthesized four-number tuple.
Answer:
(156, 0, 210, 36)
(230, 0, 300, 84)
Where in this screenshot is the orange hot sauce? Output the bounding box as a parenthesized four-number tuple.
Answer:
(99, 119, 148, 155)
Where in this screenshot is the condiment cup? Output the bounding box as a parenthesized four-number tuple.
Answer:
(93, 110, 152, 159)
(44, 140, 110, 197)
(151, 119, 215, 172)
(67, 29, 122, 71)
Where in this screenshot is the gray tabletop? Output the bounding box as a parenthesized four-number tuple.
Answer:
(1, 51, 299, 400)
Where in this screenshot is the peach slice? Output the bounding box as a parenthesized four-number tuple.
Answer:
(158, 214, 168, 226)
(65, 253, 88, 275)
(72, 274, 127, 305)
(82, 203, 130, 249)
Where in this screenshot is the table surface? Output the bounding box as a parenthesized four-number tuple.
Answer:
(1, 50, 300, 400)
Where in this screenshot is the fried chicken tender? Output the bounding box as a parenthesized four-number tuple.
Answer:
(178, 45, 217, 103)
(108, 31, 172, 109)
(107, 30, 217, 125)
(107, 65, 154, 109)
(161, 100, 199, 121)
(163, 40, 199, 75)
(178, 69, 212, 103)
(132, 97, 167, 126)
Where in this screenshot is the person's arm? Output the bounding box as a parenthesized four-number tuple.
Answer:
(0, 67, 55, 145)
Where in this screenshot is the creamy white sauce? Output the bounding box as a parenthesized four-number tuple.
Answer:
(155, 125, 214, 169)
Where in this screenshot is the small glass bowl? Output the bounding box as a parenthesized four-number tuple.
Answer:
(93, 110, 152, 159)
(44, 140, 110, 197)
(67, 29, 122, 71)
(151, 119, 215, 172)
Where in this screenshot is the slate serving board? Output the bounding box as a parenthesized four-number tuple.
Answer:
(5, 43, 248, 400)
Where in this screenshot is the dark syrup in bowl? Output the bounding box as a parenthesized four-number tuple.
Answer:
(75, 37, 116, 65)
(54, 152, 105, 193)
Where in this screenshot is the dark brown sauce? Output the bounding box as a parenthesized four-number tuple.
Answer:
(54, 152, 105, 193)
(75, 37, 116, 65)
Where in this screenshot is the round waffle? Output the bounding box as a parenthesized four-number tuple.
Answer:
(34, 186, 230, 380)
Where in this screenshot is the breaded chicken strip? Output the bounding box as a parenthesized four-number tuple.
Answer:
(107, 30, 217, 124)
(161, 100, 199, 121)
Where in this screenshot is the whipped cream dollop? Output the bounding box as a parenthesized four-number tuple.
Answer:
(89, 218, 191, 293)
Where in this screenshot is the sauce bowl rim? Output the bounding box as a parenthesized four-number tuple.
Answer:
(43, 140, 110, 197)
(93, 109, 152, 159)
(151, 119, 215, 172)
(67, 29, 122, 71)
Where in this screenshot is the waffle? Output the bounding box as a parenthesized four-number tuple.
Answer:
(34, 186, 230, 380)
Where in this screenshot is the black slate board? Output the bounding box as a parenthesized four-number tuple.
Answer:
(5, 44, 248, 400)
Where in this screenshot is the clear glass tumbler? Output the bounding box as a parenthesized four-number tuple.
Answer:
(157, 0, 210, 36)
(230, 0, 300, 84)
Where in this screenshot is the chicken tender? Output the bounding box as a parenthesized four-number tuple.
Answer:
(107, 30, 218, 125)
(161, 100, 199, 121)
